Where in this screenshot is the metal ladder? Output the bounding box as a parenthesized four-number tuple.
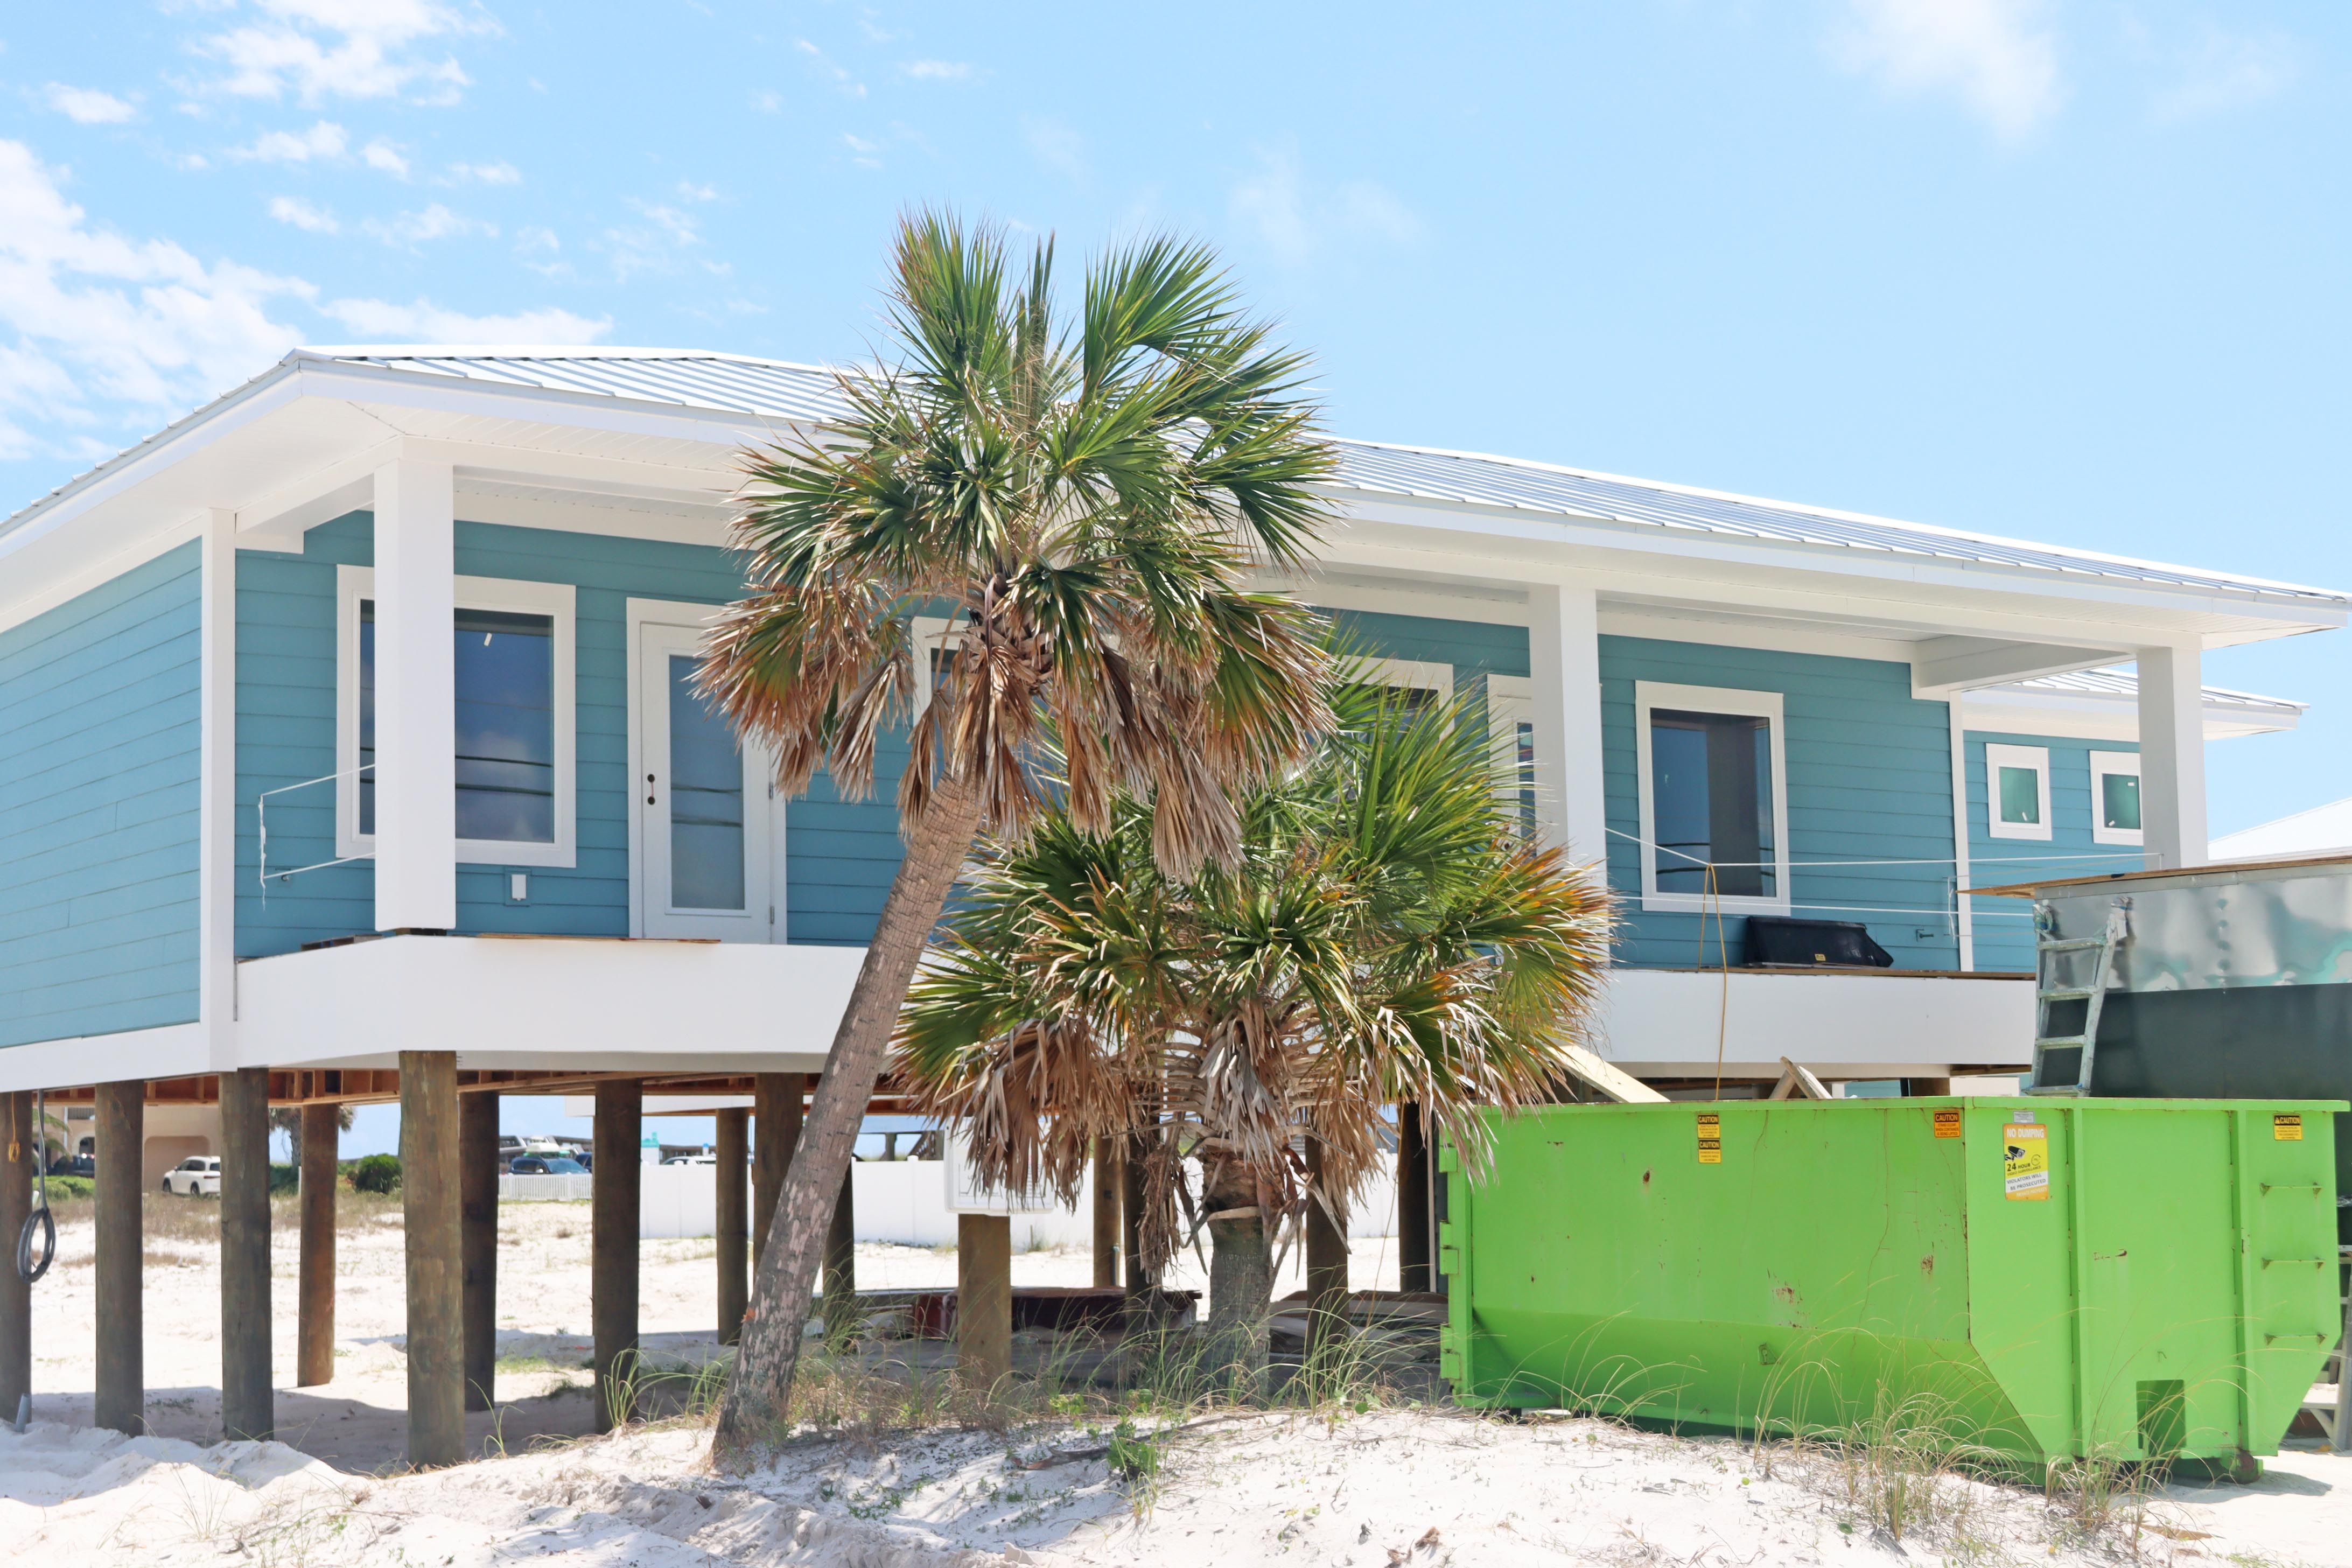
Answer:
(2027, 898, 2128, 1096)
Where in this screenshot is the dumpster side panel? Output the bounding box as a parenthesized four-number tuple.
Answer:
(1448, 1103, 2011, 1438)
(1962, 1103, 2081, 1460)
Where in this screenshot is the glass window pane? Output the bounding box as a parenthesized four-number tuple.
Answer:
(1998, 765, 2041, 825)
(455, 609, 556, 843)
(2101, 771, 2140, 832)
(359, 601, 375, 836)
(668, 653, 745, 911)
(1651, 709, 1773, 898)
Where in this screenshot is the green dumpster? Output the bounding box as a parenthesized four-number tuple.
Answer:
(1440, 1097, 2343, 1466)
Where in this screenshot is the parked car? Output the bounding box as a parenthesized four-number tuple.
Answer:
(161, 1156, 221, 1196)
(507, 1154, 587, 1175)
(48, 1154, 95, 1178)
(662, 1153, 716, 1166)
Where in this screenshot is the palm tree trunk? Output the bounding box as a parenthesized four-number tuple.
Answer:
(716, 772, 984, 1452)
(1202, 1159, 1271, 1393)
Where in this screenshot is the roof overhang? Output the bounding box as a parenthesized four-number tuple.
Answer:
(5, 352, 2342, 692)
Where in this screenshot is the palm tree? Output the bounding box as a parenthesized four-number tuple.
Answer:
(704, 211, 1338, 1445)
(895, 677, 1616, 1382)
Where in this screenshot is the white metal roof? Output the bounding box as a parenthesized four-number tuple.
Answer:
(1990, 666, 2303, 717)
(2211, 797, 2352, 860)
(8, 345, 2348, 613)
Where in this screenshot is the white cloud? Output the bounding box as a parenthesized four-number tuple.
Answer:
(675, 180, 717, 202)
(900, 60, 971, 81)
(1831, 0, 2063, 142)
(794, 38, 866, 99)
(269, 194, 340, 233)
(193, 0, 500, 107)
(0, 138, 309, 457)
(2154, 28, 2298, 122)
(842, 132, 883, 170)
(42, 84, 139, 124)
(361, 137, 411, 177)
(233, 119, 348, 162)
(1228, 146, 1422, 267)
(362, 202, 493, 247)
(315, 296, 607, 344)
(446, 159, 520, 185)
(752, 89, 782, 114)
(1023, 116, 1087, 182)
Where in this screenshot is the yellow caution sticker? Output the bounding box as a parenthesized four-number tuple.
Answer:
(2003, 1123, 2049, 1200)
(1697, 1111, 1722, 1165)
(2273, 1113, 2303, 1142)
(1933, 1108, 1962, 1140)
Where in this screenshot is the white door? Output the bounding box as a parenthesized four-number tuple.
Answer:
(635, 620, 780, 941)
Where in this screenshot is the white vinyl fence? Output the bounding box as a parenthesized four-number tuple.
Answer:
(500, 1161, 1401, 1245)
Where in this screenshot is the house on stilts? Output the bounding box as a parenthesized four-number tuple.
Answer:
(0, 346, 2339, 1460)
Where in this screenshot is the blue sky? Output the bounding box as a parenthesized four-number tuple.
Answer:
(4, 3, 2348, 1148)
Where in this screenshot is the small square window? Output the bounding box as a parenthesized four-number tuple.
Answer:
(1983, 744, 2052, 843)
(2088, 751, 2144, 846)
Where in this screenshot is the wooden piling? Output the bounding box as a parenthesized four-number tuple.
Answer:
(957, 1212, 1012, 1391)
(823, 1163, 857, 1338)
(1122, 1129, 1150, 1291)
(94, 1079, 144, 1435)
(1305, 1138, 1350, 1366)
(296, 1103, 339, 1388)
(459, 1089, 499, 1413)
(0, 1092, 30, 1420)
(400, 1051, 464, 1467)
(751, 1072, 802, 1272)
(591, 1080, 641, 1432)
(1397, 1104, 1430, 1293)
(219, 1067, 273, 1441)
(715, 1107, 748, 1345)
(1091, 1137, 1118, 1290)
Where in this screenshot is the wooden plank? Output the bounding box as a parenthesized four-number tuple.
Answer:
(1559, 1044, 1669, 1104)
(591, 1080, 641, 1432)
(296, 1103, 337, 1387)
(400, 1051, 463, 1467)
(219, 1067, 273, 1441)
(459, 1089, 499, 1414)
(93, 1079, 143, 1434)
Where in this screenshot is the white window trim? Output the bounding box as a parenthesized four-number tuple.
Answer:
(2088, 750, 2144, 846)
(337, 564, 578, 868)
(1485, 674, 1536, 823)
(1983, 742, 2053, 843)
(1634, 680, 1791, 915)
(909, 613, 964, 718)
(1347, 656, 1453, 702)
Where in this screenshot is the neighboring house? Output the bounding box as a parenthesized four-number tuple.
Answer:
(2211, 797, 2352, 862)
(0, 346, 2341, 1102)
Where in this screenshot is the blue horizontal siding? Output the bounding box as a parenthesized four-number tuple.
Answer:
(1963, 732, 2143, 973)
(0, 543, 202, 1047)
(235, 513, 911, 955)
(1599, 636, 1963, 971)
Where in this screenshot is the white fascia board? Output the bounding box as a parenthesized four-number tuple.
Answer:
(228, 934, 868, 1070)
(0, 1023, 210, 1094)
(1961, 688, 2300, 742)
(1591, 967, 2033, 1076)
(1323, 497, 2348, 641)
(1319, 525, 2317, 663)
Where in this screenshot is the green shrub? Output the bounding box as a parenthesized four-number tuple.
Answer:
(348, 1153, 401, 1194)
(36, 1173, 95, 1201)
(268, 1163, 300, 1195)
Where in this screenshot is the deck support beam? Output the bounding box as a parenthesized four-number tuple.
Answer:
(0, 1093, 30, 1420)
(1122, 1130, 1151, 1291)
(219, 1067, 272, 1441)
(401, 1050, 464, 1467)
(1091, 1137, 1118, 1289)
(715, 1107, 748, 1345)
(592, 1080, 641, 1431)
(957, 1213, 1012, 1390)
(296, 1104, 338, 1387)
(1305, 1138, 1349, 1366)
(2136, 640, 2209, 870)
(460, 1089, 499, 1412)
(823, 1164, 857, 1339)
(94, 1079, 144, 1434)
(751, 1072, 802, 1273)
(1397, 1104, 1431, 1293)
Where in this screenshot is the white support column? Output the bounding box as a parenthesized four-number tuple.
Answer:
(373, 458, 458, 930)
(2135, 640, 2208, 870)
(199, 508, 240, 1063)
(1526, 580, 1608, 865)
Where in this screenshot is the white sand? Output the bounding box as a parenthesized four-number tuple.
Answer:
(6, 1196, 2345, 1566)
